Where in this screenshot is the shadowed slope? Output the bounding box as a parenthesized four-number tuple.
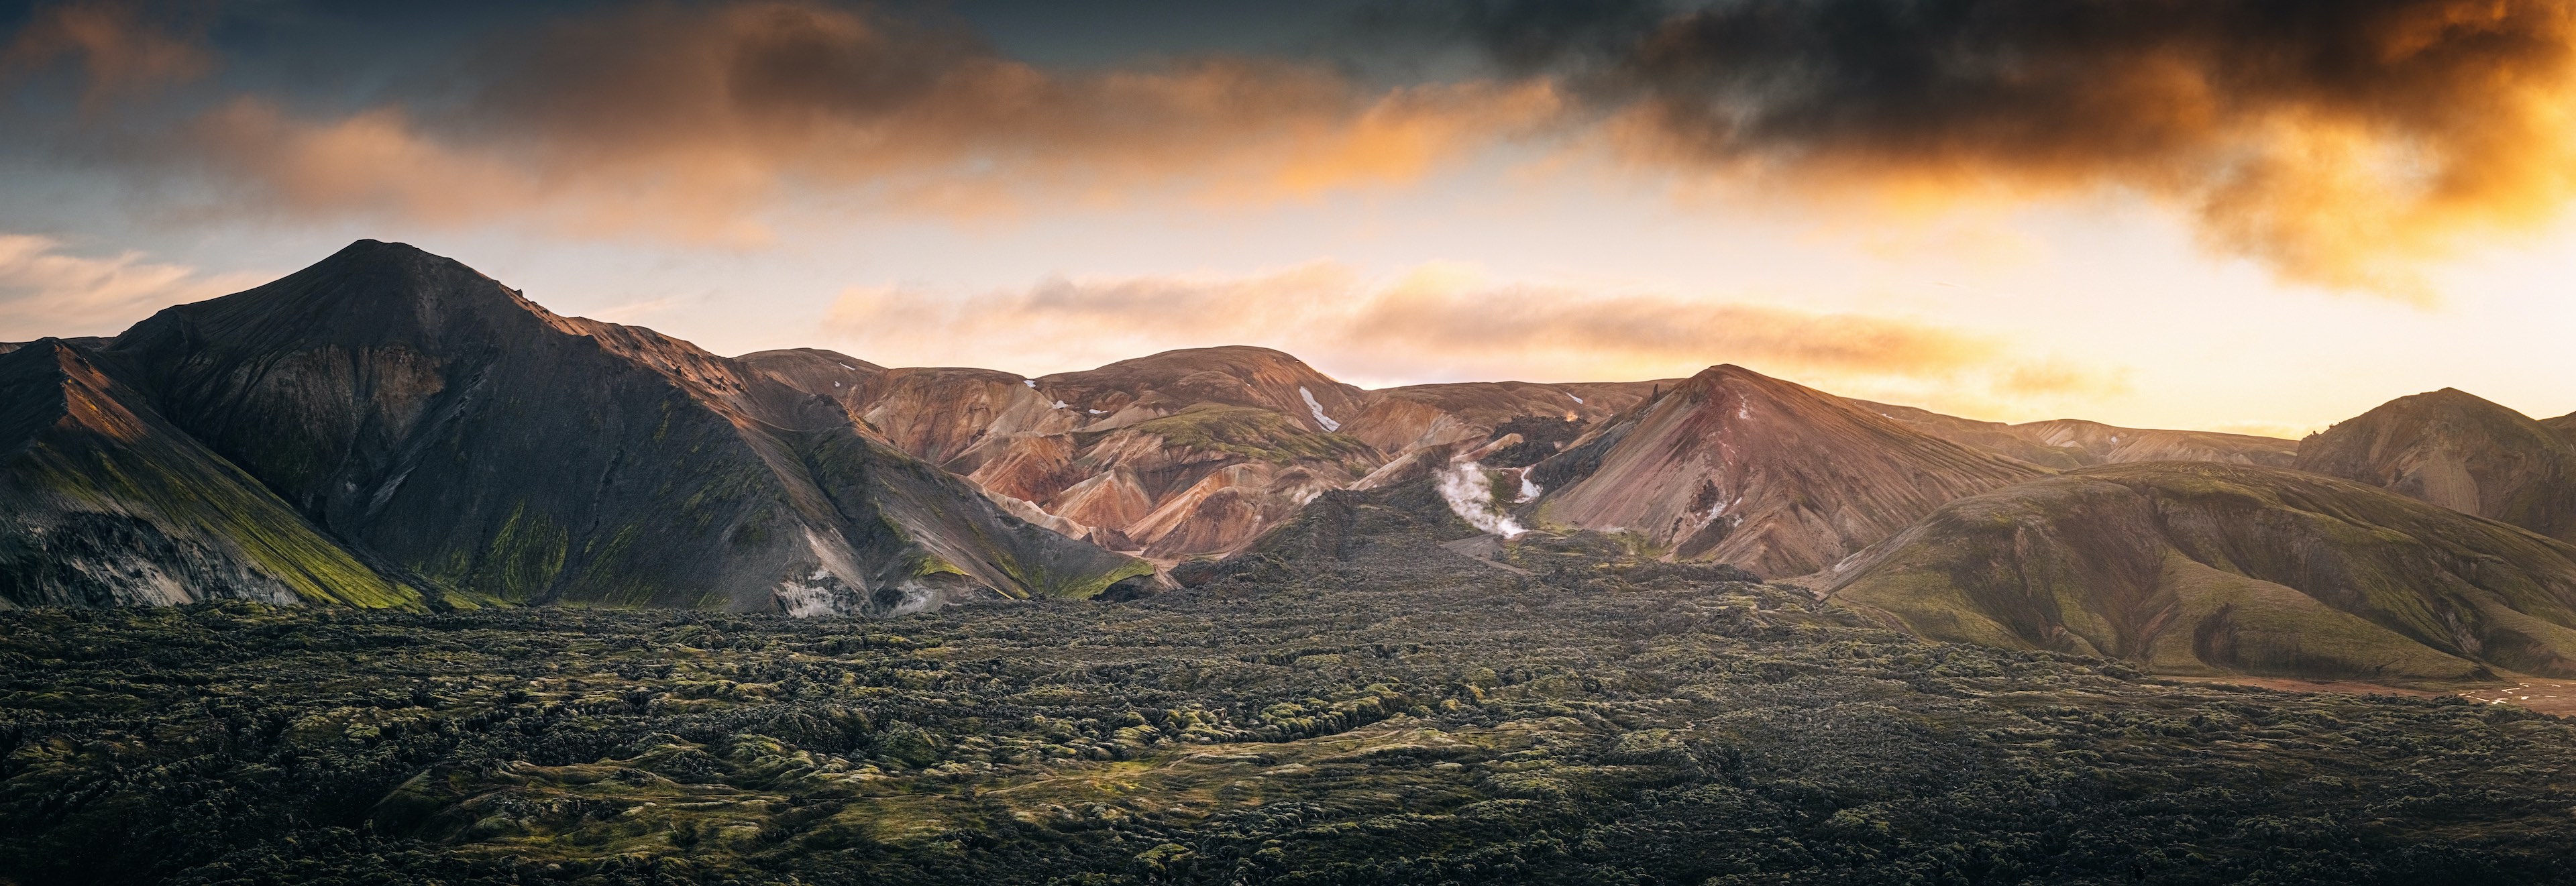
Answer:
(87, 241, 1142, 614)
(1827, 462, 2576, 682)
(0, 340, 417, 610)
(1529, 365, 2043, 577)
(2295, 388, 2576, 544)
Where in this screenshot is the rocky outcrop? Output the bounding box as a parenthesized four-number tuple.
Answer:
(0, 339, 420, 610)
(1825, 461, 2576, 682)
(2294, 388, 2576, 544)
(1528, 365, 2043, 578)
(32, 240, 1147, 614)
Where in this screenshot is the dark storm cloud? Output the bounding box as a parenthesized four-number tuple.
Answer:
(1408, 0, 2576, 293)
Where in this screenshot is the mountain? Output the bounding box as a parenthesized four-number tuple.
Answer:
(1854, 400, 2298, 469)
(2293, 388, 2576, 544)
(0, 339, 418, 609)
(2548, 411, 2576, 446)
(747, 346, 1391, 559)
(1825, 461, 2576, 682)
(1034, 346, 1368, 434)
(1527, 365, 2044, 577)
(1338, 380, 1670, 460)
(20, 240, 1146, 614)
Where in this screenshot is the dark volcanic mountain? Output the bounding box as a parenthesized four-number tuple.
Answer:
(1825, 461, 2576, 682)
(2294, 388, 2576, 544)
(0, 340, 417, 609)
(1, 241, 1145, 614)
(1528, 365, 2045, 577)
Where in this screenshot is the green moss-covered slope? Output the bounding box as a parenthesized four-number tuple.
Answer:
(1826, 461, 2576, 682)
(0, 340, 421, 610)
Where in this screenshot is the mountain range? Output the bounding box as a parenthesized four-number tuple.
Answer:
(9, 240, 2576, 687)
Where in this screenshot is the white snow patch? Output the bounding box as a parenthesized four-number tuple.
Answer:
(833, 380, 841, 388)
(1567, 392, 1585, 404)
(1517, 473, 1543, 503)
(1024, 379, 1036, 388)
(1053, 400, 1069, 409)
(1299, 386, 1340, 431)
(1436, 461, 1525, 537)
(838, 363, 857, 370)
(2110, 435, 2122, 443)
(1737, 404, 1752, 420)
(1088, 408, 1107, 414)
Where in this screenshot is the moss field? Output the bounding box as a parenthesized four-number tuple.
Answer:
(9, 529, 2576, 885)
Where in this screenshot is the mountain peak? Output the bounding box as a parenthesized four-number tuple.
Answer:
(2295, 384, 2576, 541)
(111, 239, 551, 357)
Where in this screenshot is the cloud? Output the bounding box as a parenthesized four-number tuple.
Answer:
(1, 1, 213, 106)
(0, 234, 263, 339)
(818, 261, 2123, 415)
(171, 2, 1558, 242)
(1428, 0, 2576, 296)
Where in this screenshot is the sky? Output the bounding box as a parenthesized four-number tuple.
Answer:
(3, 0, 2575, 438)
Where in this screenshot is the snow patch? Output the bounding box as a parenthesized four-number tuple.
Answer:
(1053, 400, 1069, 409)
(1737, 404, 1752, 420)
(1517, 472, 1543, 503)
(1567, 392, 1585, 404)
(1437, 461, 1525, 537)
(1024, 379, 1036, 388)
(838, 363, 857, 370)
(1299, 386, 1340, 431)
(1088, 408, 1107, 414)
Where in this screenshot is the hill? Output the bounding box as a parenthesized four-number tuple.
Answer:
(2294, 388, 2576, 543)
(1529, 365, 2043, 577)
(1825, 461, 2576, 681)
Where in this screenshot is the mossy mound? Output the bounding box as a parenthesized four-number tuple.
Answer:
(1827, 461, 2576, 683)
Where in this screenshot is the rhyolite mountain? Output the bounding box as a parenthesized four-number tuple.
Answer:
(0, 241, 1148, 614)
(1824, 461, 2576, 681)
(743, 347, 1388, 558)
(1524, 365, 2046, 578)
(0, 339, 419, 609)
(2294, 387, 2576, 544)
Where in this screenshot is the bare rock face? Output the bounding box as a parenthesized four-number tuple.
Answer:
(1827, 461, 2576, 681)
(1338, 380, 1666, 456)
(1043, 405, 1377, 557)
(2294, 388, 2576, 544)
(58, 240, 1146, 614)
(0, 340, 419, 610)
(1529, 365, 2043, 578)
(1853, 400, 2298, 469)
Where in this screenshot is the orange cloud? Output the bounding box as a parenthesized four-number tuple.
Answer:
(0, 233, 265, 339)
(1, 1, 211, 107)
(173, 2, 1556, 241)
(818, 261, 2122, 417)
(1547, 0, 2576, 297)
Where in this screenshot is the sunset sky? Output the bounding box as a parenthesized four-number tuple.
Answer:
(5, 0, 2575, 437)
